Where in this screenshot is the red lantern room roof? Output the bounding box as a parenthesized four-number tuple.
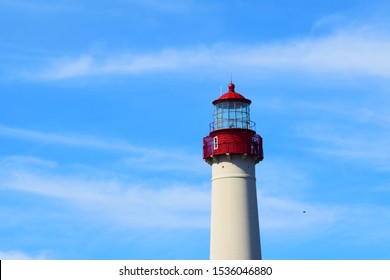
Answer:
(212, 82, 252, 105)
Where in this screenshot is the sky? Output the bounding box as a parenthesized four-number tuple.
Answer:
(1, 0, 390, 260)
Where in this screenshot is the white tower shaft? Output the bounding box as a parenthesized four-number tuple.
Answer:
(210, 155, 261, 260)
(203, 82, 263, 260)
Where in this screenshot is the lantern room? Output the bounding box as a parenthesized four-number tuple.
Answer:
(203, 82, 263, 163)
(210, 83, 255, 131)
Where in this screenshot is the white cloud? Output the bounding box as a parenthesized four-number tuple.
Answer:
(0, 250, 47, 260)
(257, 158, 390, 240)
(295, 122, 390, 170)
(266, 93, 390, 170)
(24, 27, 390, 80)
(0, 124, 129, 150)
(39, 55, 95, 80)
(260, 193, 390, 245)
(1, 153, 389, 245)
(0, 155, 210, 228)
(257, 159, 341, 234)
(1, 125, 389, 243)
(0, 155, 57, 168)
(0, 124, 206, 174)
(249, 34, 390, 77)
(259, 194, 341, 233)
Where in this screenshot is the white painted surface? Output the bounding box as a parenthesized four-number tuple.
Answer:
(210, 154, 261, 260)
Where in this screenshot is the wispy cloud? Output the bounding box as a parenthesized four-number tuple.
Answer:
(258, 160, 390, 242)
(22, 27, 390, 81)
(1, 154, 389, 250)
(296, 121, 390, 170)
(3, 155, 388, 237)
(257, 159, 341, 234)
(0, 155, 57, 169)
(1, 126, 389, 250)
(0, 124, 206, 174)
(264, 89, 390, 170)
(0, 124, 141, 151)
(38, 55, 95, 80)
(0, 250, 47, 260)
(0, 155, 210, 228)
(261, 194, 390, 245)
(259, 194, 341, 232)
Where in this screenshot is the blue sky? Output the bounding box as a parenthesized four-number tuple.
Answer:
(1, 0, 390, 260)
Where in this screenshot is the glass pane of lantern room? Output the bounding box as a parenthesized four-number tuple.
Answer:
(243, 103, 250, 128)
(213, 101, 250, 130)
(226, 102, 233, 128)
(222, 103, 229, 128)
(232, 102, 238, 127)
(214, 103, 226, 129)
(240, 102, 249, 129)
(214, 106, 220, 129)
(235, 102, 243, 128)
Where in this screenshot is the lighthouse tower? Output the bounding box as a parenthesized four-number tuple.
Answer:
(203, 82, 263, 260)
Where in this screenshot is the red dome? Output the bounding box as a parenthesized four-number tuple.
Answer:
(212, 83, 251, 105)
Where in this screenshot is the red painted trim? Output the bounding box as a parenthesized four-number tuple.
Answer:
(203, 129, 263, 163)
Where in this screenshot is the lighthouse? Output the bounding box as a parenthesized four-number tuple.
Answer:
(203, 82, 263, 260)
